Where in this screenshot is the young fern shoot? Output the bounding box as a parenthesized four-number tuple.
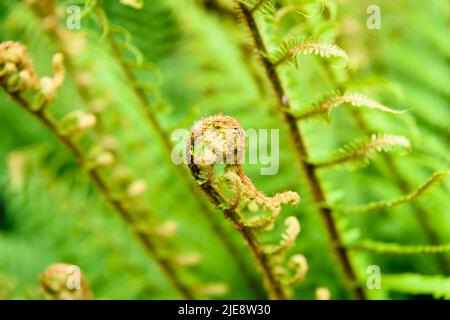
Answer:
(186, 115, 307, 300)
(332, 170, 450, 214)
(93, 5, 263, 296)
(40, 263, 93, 300)
(313, 134, 412, 169)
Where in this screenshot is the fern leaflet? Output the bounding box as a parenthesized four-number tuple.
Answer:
(292, 91, 406, 122)
(348, 240, 450, 254)
(314, 134, 411, 169)
(332, 170, 449, 213)
(270, 37, 349, 67)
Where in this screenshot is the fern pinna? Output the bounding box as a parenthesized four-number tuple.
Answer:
(233, 0, 449, 299)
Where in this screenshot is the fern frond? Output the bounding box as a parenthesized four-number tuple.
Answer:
(333, 170, 449, 213)
(120, 0, 144, 10)
(283, 254, 308, 286)
(314, 134, 411, 169)
(187, 115, 304, 299)
(270, 37, 349, 67)
(264, 216, 301, 255)
(293, 91, 406, 122)
(382, 273, 450, 299)
(347, 240, 450, 255)
(40, 263, 92, 300)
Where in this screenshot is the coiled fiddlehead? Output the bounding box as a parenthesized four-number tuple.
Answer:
(186, 115, 306, 299)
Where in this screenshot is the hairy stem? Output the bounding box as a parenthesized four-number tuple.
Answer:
(238, 2, 366, 299)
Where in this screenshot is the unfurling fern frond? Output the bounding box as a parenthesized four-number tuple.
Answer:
(347, 240, 450, 255)
(293, 91, 406, 122)
(382, 273, 450, 299)
(186, 115, 305, 300)
(40, 263, 93, 300)
(314, 134, 411, 169)
(270, 37, 349, 67)
(332, 170, 449, 213)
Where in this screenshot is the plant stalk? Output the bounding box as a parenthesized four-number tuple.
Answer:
(98, 8, 264, 297)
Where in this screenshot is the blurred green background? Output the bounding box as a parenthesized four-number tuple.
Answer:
(0, 0, 448, 299)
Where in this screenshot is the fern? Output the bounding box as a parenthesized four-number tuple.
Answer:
(292, 91, 406, 122)
(239, 0, 276, 16)
(348, 240, 450, 255)
(236, 0, 366, 299)
(333, 170, 449, 213)
(382, 273, 450, 299)
(314, 134, 411, 169)
(270, 36, 349, 66)
(40, 263, 93, 300)
(186, 115, 306, 299)
(0, 0, 448, 301)
(120, 0, 144, 10)
(95, 3, 262, 295)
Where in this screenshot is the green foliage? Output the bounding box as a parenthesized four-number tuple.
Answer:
(333, 171, 449, 213)
(313, 134, 411, 169)
(0, 0, 448, 300)
(348, 240, 450, 255)
(291, 91, 406, 122)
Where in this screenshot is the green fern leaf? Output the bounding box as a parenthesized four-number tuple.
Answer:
(270, 37, 349, 67)
(382, 273, 450, 299)
(348, 240, 450, 255)
(293, 91, 406, 122)
(239, 0, 276, 16)
(314, 134, 411, 169)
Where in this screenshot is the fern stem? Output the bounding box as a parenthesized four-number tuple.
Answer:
(237, 2, 366, 299)
(96, 8, 264, 297)
(7, 93, 195, 300)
